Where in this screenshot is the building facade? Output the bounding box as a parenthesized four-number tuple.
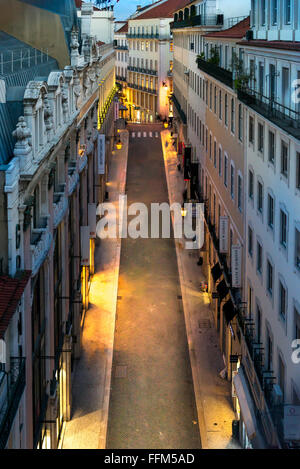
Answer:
(0, 0, 116, 449)
(125, 0, 191, 123)
(172, 0, 300, 449)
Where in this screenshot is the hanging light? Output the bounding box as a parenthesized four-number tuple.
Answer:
(163, 119, 168, 129)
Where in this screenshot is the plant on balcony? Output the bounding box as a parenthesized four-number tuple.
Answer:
(207, 46, 220, 65)
(196, 52, 205, 63)
(231, 52, 251, 90)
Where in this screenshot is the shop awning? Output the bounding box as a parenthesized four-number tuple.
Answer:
(216, 279, 228, 301)
(211, 262, 222, 283)
(233, 368, 257, 441)
(223, 298, 236, 324)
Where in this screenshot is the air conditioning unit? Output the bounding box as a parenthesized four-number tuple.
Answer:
(245, 29, 254, 41)
(272, 384, 283, 406)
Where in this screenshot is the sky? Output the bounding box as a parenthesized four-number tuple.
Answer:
(87, 0, 155, 21)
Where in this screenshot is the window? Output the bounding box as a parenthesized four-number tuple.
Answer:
(285, 0, 291, 24)
(261, 0, 266, 25)
(257, 181, 263, 214)
(256, 304, 261, 342)
(238, 104, 243, 141)
(224, 154, 228, 187)
(268, 131, 275, 164)
(209, 134, 212, 159)
(258, 123, 264, 153)
(230, 164, 235, 199)
(279, 281, 287, 321)
(249, 169, 254, 199)
(209, 83, 212, 109)
(218, 148, 222, 177)
(272, 0, 278, 24)
(280, 209, 288, 247)
(249, 116, 254, 143)
(219, 90, 222, 120)
(257, 241, 262, 274)
(266, 330, 273, 371)
(225, 94, 228, 126)
(231, 98, 235, 133)
(278, 353, 285, 400)
(214, 86, 217, 114)
(281, 141, 288, 178)
(267, 259, 273, 295)
(295, 228, 300, 270)
(248, 226, 253, 257)
(238, 174, 242, 211)
(297, 153, 300, 189)
(267, 193, 274, 228)
(214, 141, 217, 167)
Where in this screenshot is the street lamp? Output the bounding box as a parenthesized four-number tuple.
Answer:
(116, 138, 123, 150)
(163, 119, 168, 129)
(181, 205, 187, 217)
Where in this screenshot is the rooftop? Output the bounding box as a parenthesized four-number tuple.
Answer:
(204, 16, 250, 39)
(117, 22, 128, 34)
(0, 271, 31, 339)
(133, 0, 192, 20)
(237, 38, 300, 52)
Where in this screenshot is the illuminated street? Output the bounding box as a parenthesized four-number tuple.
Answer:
(106, 124, 200, 449)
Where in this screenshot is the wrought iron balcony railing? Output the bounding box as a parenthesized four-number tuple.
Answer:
(170, 14, 224, 29)
(171, 94, 187, 124)
(127, 65, 157, 76)
(127, 32, 159, 39)
(127, 82, 157, 95)
(0, 357, 26, 449)
(237, 87, 300, 141)
(196, 58, 233, 88)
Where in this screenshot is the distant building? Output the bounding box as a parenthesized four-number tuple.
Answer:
(124, 0, 190, 123)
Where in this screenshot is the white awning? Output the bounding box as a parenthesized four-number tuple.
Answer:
(233, 367, 257, 440)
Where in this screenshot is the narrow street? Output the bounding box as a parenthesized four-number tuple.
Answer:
(106, 124, 201, 449)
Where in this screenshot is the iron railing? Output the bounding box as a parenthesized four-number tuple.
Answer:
(237, 87, 300, 141)
(170, 14, 224, 29)
(0, 357, 26, 449)
(0, 47, 49, 75)
(197, 58, 233, 88)
(127, 66, 157, 76)
(171, 94, 187, 124)
(127, 32, 159, 39)
(127, 83, 157, 95)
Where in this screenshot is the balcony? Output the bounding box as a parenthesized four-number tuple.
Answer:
(197, 57, 233, 88)
(0, 358, 26, 449)
(116, 75, 127, 82)
(31, 220, 52, 276)
(127, 32, 159, 39)
(237, 88, 300, 141)
(171, 94, 187, 124)
(127, 82, 157, 95)
(127, 66, 157, 76)
(114, 45, 128, 50)
(170, 14, 224, 29)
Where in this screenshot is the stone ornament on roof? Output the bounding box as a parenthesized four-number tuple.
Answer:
(12, 117, 31, 149)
